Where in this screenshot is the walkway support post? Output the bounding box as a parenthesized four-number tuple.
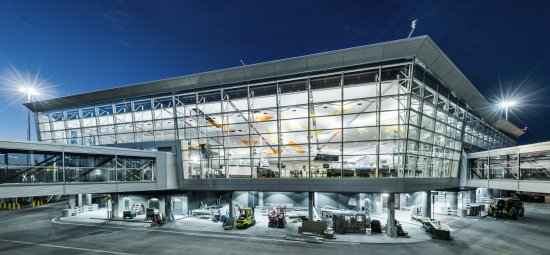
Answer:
(422, 191, 431, 218)
(386, 193, 397, 238)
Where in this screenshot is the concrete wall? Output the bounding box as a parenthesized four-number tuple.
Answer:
(262, 192, 308, 208)
(170, 194, 188, 215)
(399, 192, 424, 209)
(315, 192, 360, 210)
(234, 191, 260, 208)
(187, 191, 230, 211)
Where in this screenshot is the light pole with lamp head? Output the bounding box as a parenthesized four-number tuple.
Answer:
(499, 100, 517, 121)
(19, 87, 40, 141)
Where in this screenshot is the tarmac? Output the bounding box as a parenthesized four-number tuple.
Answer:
(1, 200, 550, 254)
(59, 204, 455, 244)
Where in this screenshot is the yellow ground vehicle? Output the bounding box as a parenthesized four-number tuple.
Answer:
(236, 208, 255, 229)
(488, 197, 524, 220)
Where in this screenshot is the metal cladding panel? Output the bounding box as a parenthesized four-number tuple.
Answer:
(0, 185, 64, 198)
(309, 179, 344, 186)
(467, 142, 550, 159)
(244, 63, 276, 80)
(402, 178, 460, 192)
(182, 183, 219, 190)
(416, 40, 440, 67)
(182, 179, 228, 190)
(248, 179, 281, 190)
(64, 183, 118, 194)
(442, 68, 464, 88)
(166, 77, 194, 91)
(427, 55, 454, 78)
(378, 185, 405, 193)
(517, 141, 550, 154)
(454, 79, 472, 98)
(196, 72, 220, 88)
(0, 140, 62, 152)
(308, 185, 342, 192)
(65, 146, 116, 155)
(343, 45, 384, 66)
(183, 179, 206, 186)
(116, 182, 159, 192)
(250, 184, 280, 191)
(341, 185, 379, 193)
(192, 179, 218, 190)
(274, 58, 308, 76)
(519, 181, 550, 193)
(225, 179, 251, 185)
(307, 51, 344, 71)
(381, 38, 424, 60)
(279, 179, 311, 186)
(215, 68, 246, 85)
(165, 153, 178, 189)
(251, 179, 280, 185)
(155, 153, 167, 190)
(488, 180, 519, 191)
(225, 184, 252, 190)
(152, 80, 171, 91)
(494, 119, 525, 137)
(464, 179, 489, 188)
(340, 178, 378, 187)
(185, 75, 200, 90)
(174, 177, 460, 193)
(378, 178, 406, 186)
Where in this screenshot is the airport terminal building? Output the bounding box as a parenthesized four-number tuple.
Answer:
(25, 36, 521, 183)
(1, 36, 528, 229)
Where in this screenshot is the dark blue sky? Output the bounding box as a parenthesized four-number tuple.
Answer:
(0, 0, 549, 144)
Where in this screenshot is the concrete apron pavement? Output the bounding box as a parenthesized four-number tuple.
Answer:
(57, 208, 436, 244)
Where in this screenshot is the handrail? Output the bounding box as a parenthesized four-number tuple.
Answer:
(120, 160, 155, 181)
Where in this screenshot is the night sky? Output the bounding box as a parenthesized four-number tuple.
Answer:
(0, 0, 548, 145)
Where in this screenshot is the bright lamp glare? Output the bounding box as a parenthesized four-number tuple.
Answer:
(499, 100, 518, 108)
(18, 86, 40, 96)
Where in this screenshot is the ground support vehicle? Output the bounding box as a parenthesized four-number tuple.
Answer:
(236, 208, 256, 229)
(268, 206, 286, 228)
(488, 198, 524, 220)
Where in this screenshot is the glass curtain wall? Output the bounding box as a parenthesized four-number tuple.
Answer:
(35, 60, 514, 179)
(469, 150, 550, 181)
(520, 151, 550, 180)
(0, 149, 155, 184)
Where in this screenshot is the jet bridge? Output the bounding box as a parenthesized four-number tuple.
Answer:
(0, 140, 176, 198)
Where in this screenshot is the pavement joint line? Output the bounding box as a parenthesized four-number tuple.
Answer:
(0, 238, 136, 255)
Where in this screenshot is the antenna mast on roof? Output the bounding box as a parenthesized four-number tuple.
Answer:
(407, 19, 418, 38)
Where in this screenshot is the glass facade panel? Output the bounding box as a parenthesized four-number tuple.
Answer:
(0, 150, 154, 184)
(520, 151, 550, 180)
(34, 60, 516, 180)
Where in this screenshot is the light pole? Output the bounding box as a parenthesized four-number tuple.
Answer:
(499, 100, 517, 120)
(19, 87, 40, 141)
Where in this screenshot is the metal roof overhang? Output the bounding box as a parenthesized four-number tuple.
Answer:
(25, 36, 523, 137)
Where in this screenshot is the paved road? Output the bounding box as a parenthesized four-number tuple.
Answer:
(0, 203, 549, 255)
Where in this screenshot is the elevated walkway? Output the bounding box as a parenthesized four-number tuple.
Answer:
(0, 140, 176, 198)
(465, 141, 550, 193)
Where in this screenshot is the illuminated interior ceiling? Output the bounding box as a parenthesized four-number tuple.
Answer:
(186, 85, 402, 164)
